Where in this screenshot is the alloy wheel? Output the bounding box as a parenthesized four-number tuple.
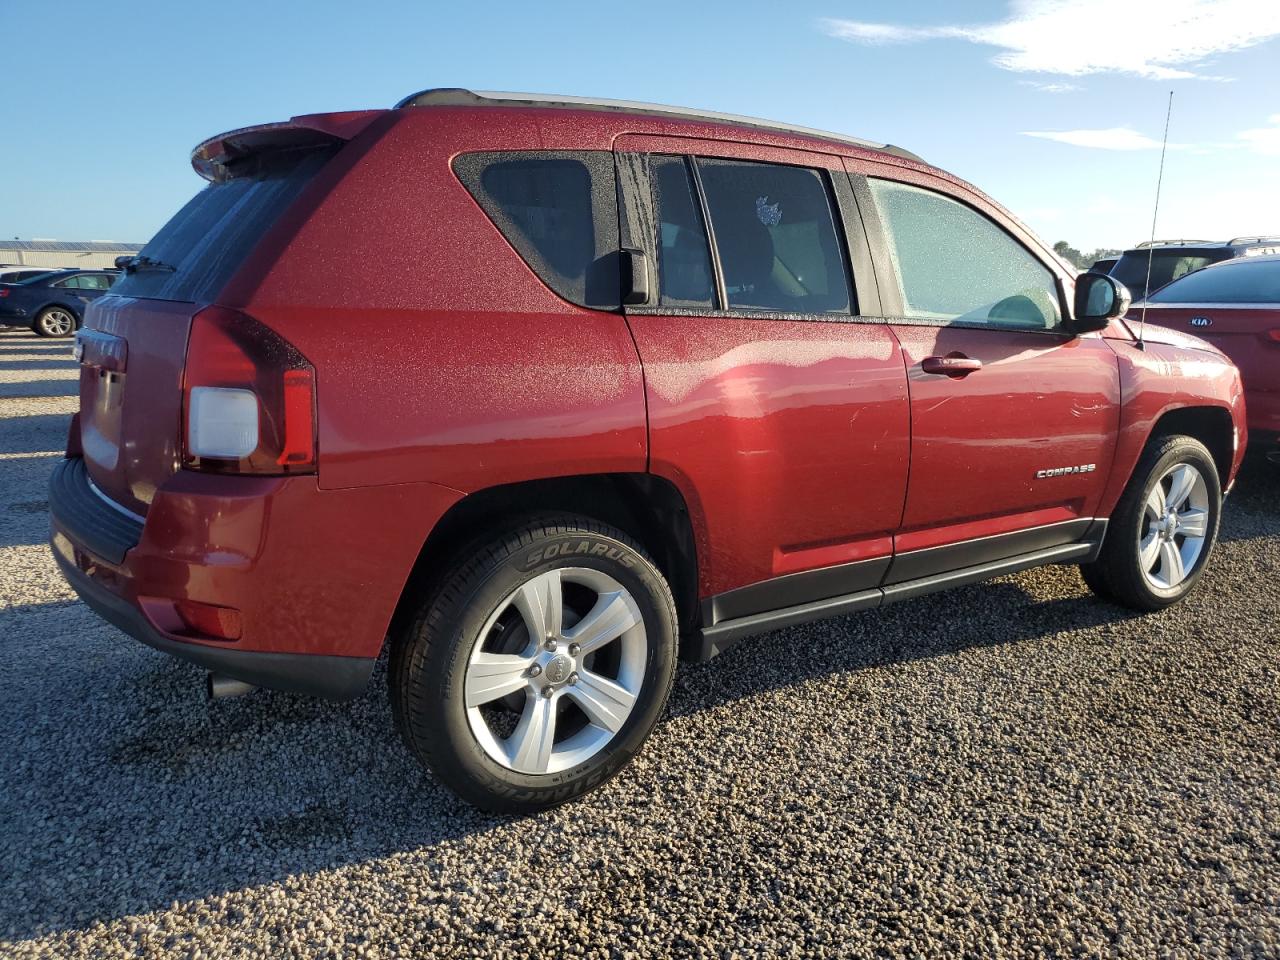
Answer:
(1139, 462, 1210, 590)
(39, 309, 75, 337)
(464, 567, 647, 775)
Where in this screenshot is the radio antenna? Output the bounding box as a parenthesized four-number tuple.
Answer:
(1138, 90, 1174, 350)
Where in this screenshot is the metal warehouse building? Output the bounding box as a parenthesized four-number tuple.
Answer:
(0, 239, 144, 270)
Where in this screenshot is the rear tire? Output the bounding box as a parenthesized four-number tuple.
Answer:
(1081, 434, 1221, 611)
(390, 516, 677, 813)
(34, 307, 76, 338)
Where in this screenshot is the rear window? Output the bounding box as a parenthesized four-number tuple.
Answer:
(1111, 250, 1230, 298)
(453, 151, 620, 309)
(111, 147, 336, 303)
(1149, 259, 1280, 304)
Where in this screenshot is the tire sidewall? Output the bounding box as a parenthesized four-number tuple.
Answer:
(1122, 438, 1222, 604)
(411, 527, 676, 809)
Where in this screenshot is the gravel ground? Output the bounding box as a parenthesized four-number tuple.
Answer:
(1, 326, 1278, 958)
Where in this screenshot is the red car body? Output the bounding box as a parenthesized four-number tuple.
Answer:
(1131, 299, 1280, 445)
(49, 93, 1248, 699)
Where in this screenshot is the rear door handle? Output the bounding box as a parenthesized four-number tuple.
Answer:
(921, 354, 982, 378)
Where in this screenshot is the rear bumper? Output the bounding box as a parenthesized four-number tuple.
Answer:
(49, 456, 464, 700)
(52, 542, 374, 699)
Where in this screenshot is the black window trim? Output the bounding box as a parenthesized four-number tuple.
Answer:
(621, 150, 881, 324)
(856, 173, 1073, 337)
(686, 156, 728, 310)
(453, 149, 622, 312)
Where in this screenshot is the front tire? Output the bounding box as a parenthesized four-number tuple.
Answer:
(1081, 434, 1221, 611)
(390, 516, 677, 813)
(34, 306, 76, 338)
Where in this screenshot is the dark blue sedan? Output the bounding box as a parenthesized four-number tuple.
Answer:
(0, 268, 120, 337)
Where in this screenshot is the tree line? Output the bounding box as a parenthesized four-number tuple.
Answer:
(1053, 241, 1123, 271)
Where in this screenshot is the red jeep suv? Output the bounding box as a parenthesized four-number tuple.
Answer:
(50, 90, 1247, 812)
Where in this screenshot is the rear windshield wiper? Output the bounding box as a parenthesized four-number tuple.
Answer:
(121, 255, 177, 274)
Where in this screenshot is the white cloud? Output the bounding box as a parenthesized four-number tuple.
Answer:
(1019, 80, 1082, 93)
(1237, 114, 1280, 155)
(1021, 128, 1169, 150)
(821, 0, 1280, 80)
(1031, 114, 1280, 155)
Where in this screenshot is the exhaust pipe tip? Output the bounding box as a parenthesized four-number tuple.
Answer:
(207, 673, 256, 701)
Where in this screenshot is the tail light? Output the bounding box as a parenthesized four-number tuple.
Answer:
(181, 306, 316, 474)
(0, 289, 10, 297)
(1269, 329, 1280, 342)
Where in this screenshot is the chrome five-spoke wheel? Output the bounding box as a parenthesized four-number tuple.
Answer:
(1139, 462, 1209, 590)
(466, 567, 647, 775)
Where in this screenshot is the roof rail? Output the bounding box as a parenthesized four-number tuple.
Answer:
(1227, 235, 1280, 245)
(1134, 238, 1219, 248)
(395, 88, 926, 164)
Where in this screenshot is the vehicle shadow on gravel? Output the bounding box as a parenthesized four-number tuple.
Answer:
(0, 417, 69, 451)
(0, 575, 1155, 944)
(0, 345, 75, 356)
(669, 578, 1148, 719)
(0, 381, 78, 399)
(1, 649, 511, 943)
(0, 359, 78, 372)
(1216, 454, 1280, 543)
(0, 457, 59, 548)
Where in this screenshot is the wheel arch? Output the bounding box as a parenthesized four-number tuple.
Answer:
(388, 472, 702, 656)
(33, 301, 81, 330)
(1147, 404, 1236, 489)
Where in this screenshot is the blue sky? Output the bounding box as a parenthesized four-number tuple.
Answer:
(4, 0, 1279, 252)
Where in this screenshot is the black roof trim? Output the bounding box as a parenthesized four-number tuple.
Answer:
(396, 88, 925, 164)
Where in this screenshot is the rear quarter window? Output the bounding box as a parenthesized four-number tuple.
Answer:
(453, 151, 620, 309)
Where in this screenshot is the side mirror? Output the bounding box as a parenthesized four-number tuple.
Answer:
(1072, 272, 1131, 334)
(619, 248, 651, 306)
(114, 255, 133, 270)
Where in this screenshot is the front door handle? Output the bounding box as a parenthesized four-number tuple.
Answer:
(921, 354, 982, 378)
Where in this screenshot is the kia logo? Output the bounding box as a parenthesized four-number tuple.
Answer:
(1190, 316, 1212, 328)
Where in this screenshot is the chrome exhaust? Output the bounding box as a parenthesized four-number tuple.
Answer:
(207, 673, 256, 700)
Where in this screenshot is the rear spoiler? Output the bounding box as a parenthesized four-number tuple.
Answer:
(190, 111, 384, 182)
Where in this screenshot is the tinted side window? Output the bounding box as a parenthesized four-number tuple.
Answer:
(1149, 259, 1280, 304)
(454, 151, 620, 309)
(80, 275, 112, 290)
(696, 159, 851, 314)
(53, 276, 81, 289)
(650, 156, 715, 308)
(869, 179, 1061, 331)
(1111, 251, 1230, 297)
